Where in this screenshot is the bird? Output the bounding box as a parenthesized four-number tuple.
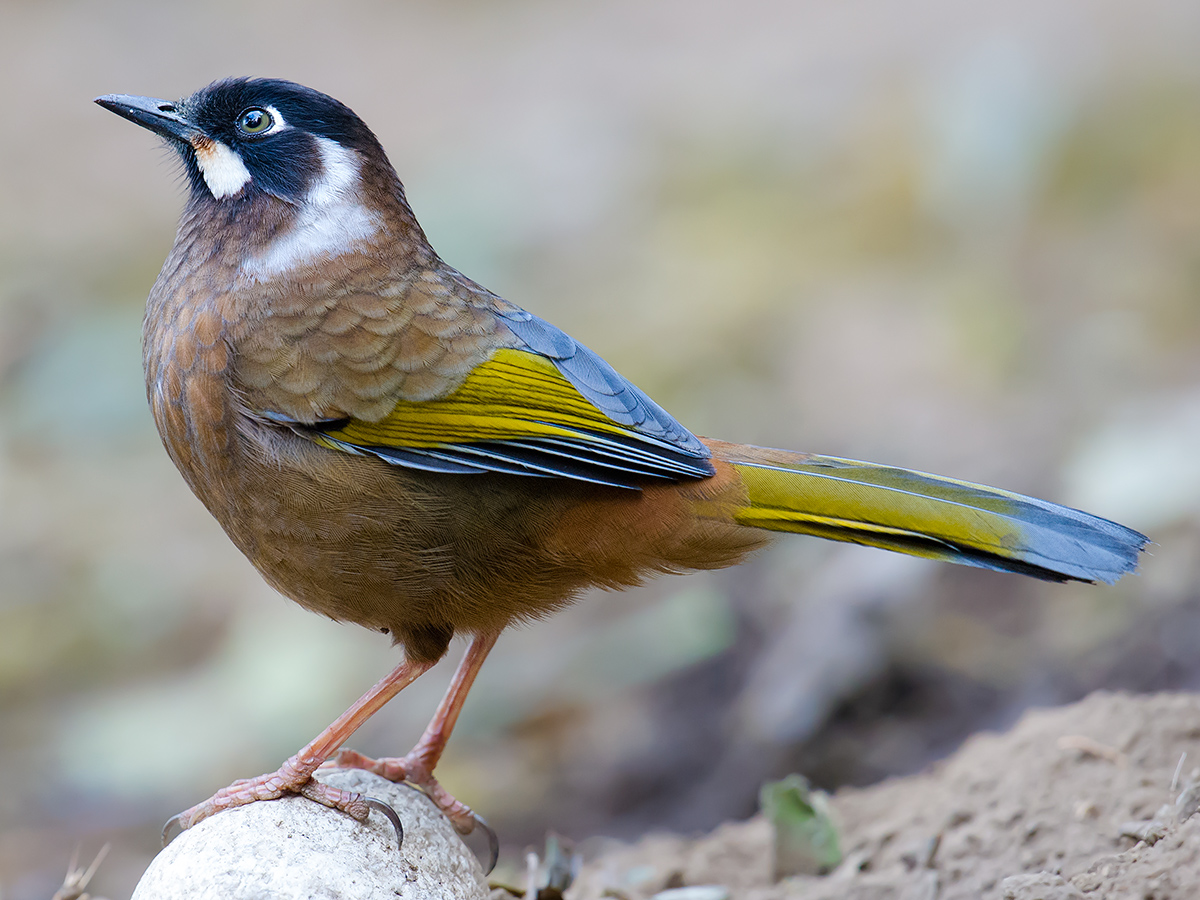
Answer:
(95, 78, 1147, 860)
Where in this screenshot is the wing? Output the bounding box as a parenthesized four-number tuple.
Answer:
(306, 347, 714, 489)
(234, 259, 712, 488)
(496, 307, 708, 457)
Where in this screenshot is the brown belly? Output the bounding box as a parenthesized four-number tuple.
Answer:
(160, 405, 759, 663)
(227, 428, 584, 656)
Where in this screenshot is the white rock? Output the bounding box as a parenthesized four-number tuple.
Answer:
(132, 768, 489, 899)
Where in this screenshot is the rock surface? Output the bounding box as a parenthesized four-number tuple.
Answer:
(131, 769, 488, 900)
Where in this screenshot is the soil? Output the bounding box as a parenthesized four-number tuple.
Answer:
(566, 691, 1200, 900)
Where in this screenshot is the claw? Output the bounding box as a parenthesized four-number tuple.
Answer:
(474, 813, 499, 875)
(364, 796, 404, 849)
(162, 813, 185, 848)
(397, 782, 498, 873)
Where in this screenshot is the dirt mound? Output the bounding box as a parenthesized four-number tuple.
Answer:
(569, 691, 1200, 899)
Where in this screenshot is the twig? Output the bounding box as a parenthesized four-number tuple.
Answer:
(1171, 752, 1187, 794)
(51, 844, 110, 900)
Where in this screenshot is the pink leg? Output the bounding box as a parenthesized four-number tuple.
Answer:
(172, 653, 438, 832)
(331, 630, 500, 834)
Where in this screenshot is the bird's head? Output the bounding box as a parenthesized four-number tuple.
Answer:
(96, 78, 426, 279)
(96, 78, 394, 205)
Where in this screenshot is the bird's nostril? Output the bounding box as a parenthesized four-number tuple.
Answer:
(158, 103, 175, 112)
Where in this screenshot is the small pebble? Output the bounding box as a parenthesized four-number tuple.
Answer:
(1119, 820, 1167, 845)
(650, 887, 731, 900)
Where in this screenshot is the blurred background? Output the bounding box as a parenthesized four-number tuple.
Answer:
(3, 0, 1200, 895)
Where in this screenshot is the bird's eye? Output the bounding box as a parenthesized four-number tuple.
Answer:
(237, 108, 273, 135)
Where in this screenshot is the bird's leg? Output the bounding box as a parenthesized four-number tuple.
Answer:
(330, 630, 500, 835)
(170, 654, 437, 834)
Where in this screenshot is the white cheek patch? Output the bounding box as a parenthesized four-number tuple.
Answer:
(193, 137, 252, 199)
(240, 136, 381, 280)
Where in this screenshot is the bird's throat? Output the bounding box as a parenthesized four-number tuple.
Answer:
(240, 137, 383, 282)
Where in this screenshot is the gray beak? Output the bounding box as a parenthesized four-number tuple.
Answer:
(95, 93, 201, 145)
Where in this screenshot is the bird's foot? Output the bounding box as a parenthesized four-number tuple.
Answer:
(163, 753, 402, 847)
(327, 748, 476, 831)
(327, 748, 498, 872)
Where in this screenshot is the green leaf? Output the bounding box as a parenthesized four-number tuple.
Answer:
(760, 774, 842, 878)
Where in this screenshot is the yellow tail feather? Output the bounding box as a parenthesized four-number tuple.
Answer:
(707, 442, 1146, 584)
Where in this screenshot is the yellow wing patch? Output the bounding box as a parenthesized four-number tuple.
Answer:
(309, 347, 713, 485)
(315, 348, 640, 449)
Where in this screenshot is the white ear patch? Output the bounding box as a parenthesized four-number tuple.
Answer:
(261, 105, 287, 133)
(194, 137, 252, 199)
(240, 136, 381, 280)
